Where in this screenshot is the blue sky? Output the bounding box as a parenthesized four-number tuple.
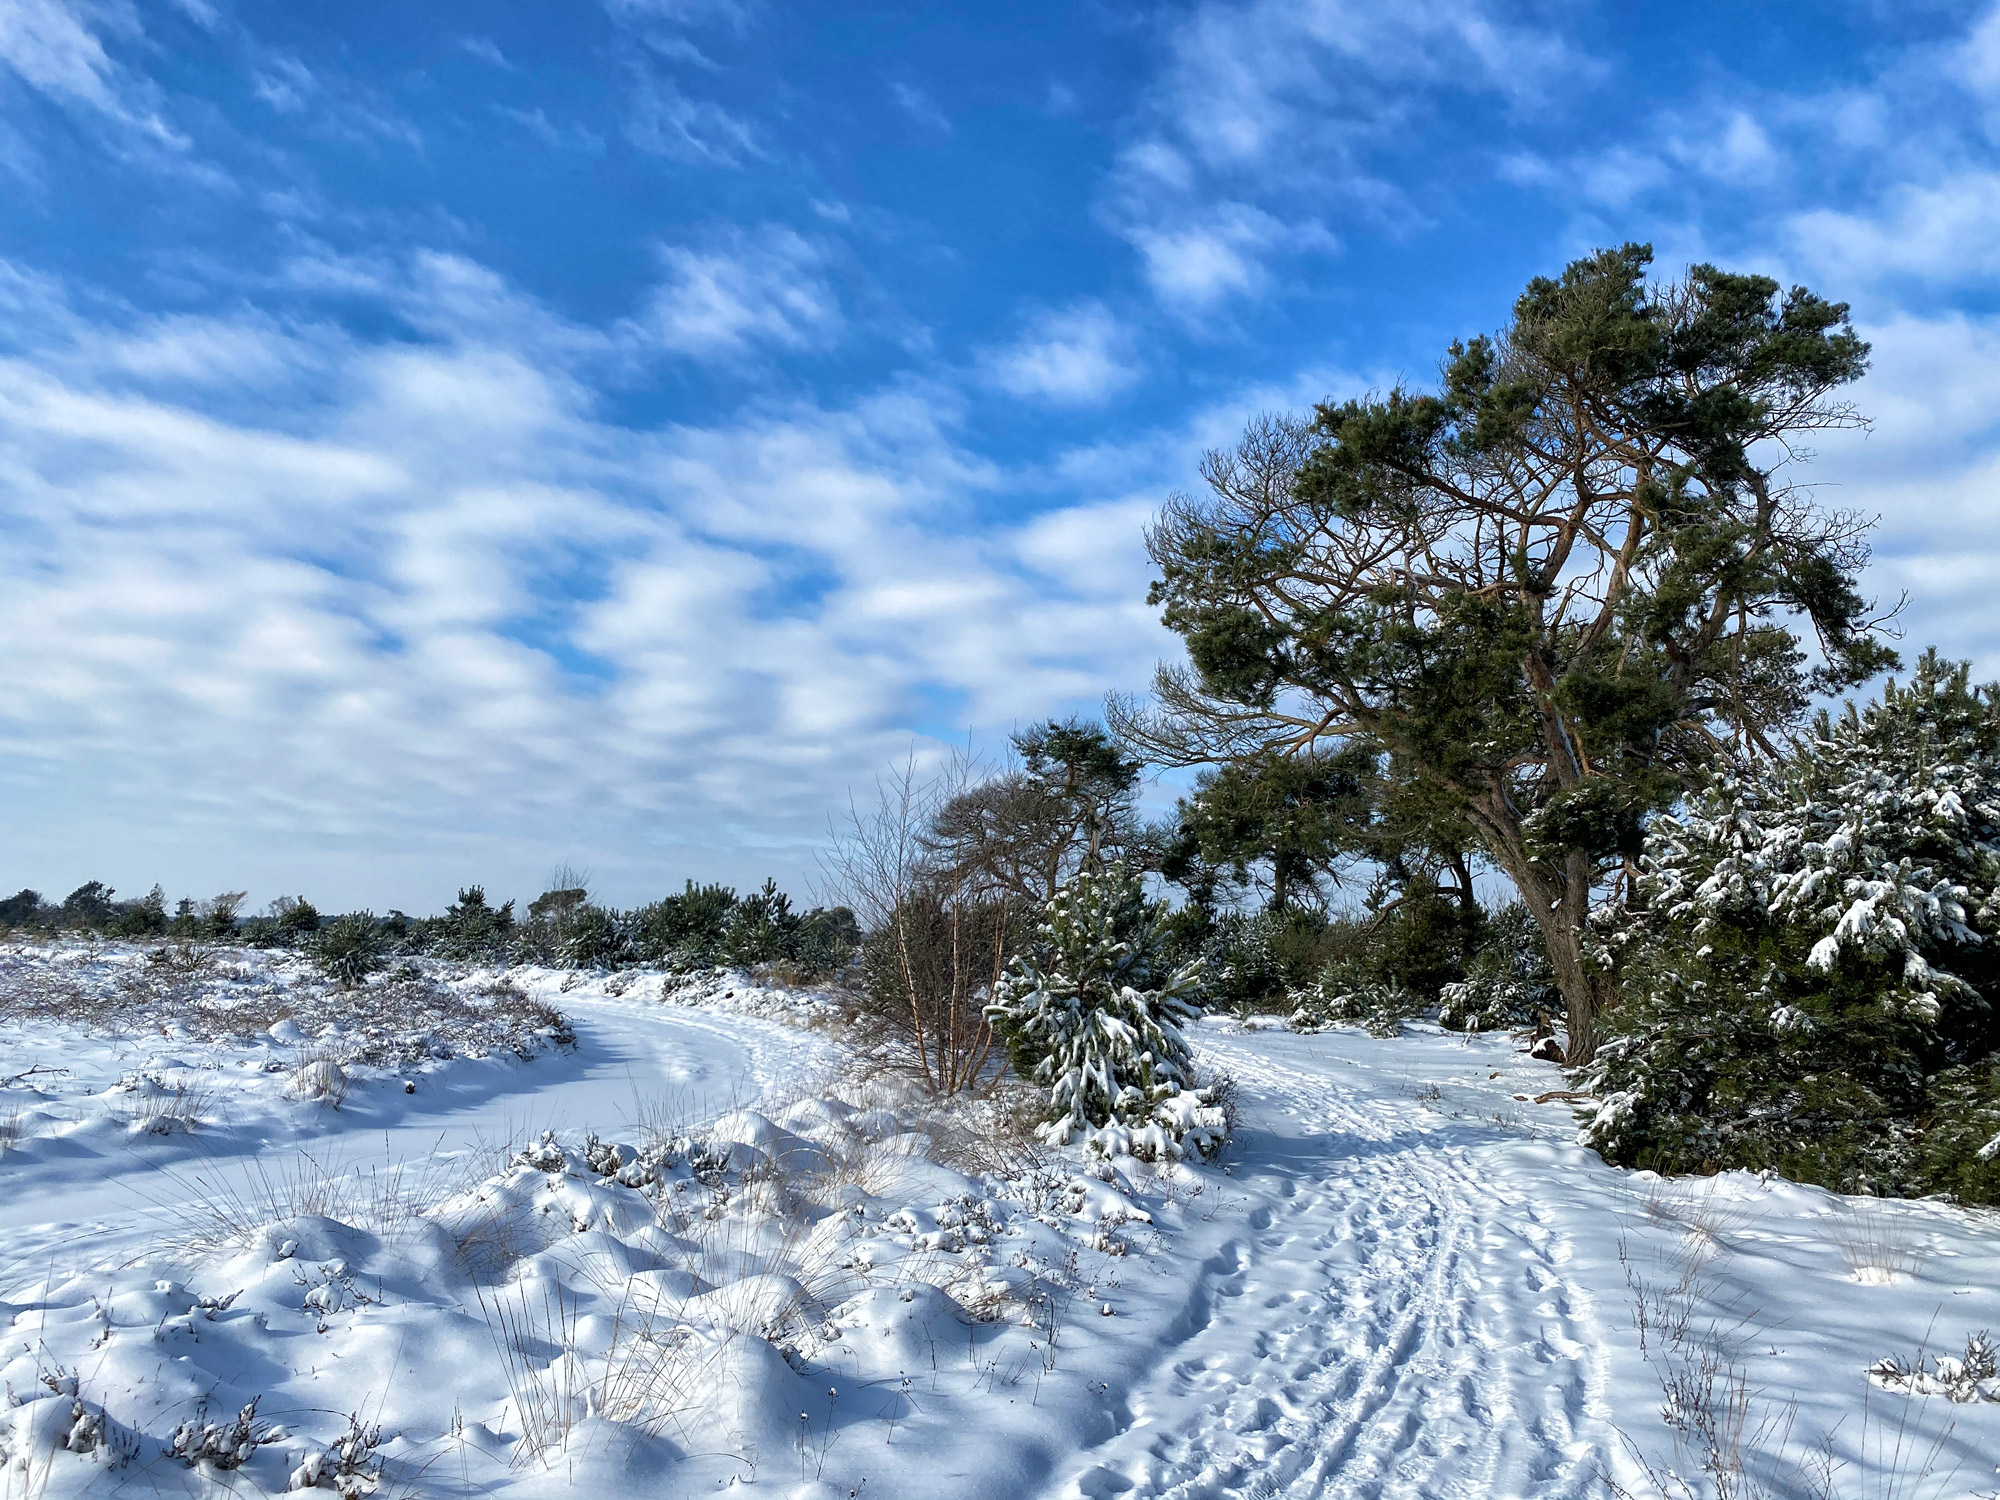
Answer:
(2, 0, 1997, 912)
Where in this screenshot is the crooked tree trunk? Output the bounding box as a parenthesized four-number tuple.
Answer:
(1467, 799, 1614, 1065)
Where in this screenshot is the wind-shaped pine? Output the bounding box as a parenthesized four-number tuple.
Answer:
(987, 863, 1204, 1144)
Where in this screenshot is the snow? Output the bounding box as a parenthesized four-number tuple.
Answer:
(2, 953, 1998, 1497)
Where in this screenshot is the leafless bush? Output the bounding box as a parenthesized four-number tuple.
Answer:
(1612, 1198, 1963, 1500)
(0, 958, 99, 1025)
(1613, 1225, 1822, 1500)
(821, 755, 1012, 1095)
(148, 938, 216, 977)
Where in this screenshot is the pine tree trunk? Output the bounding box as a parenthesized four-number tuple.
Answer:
(1467, 798, 1610, 1065)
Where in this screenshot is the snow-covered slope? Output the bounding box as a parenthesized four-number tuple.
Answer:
(2, 960, 1996, 1499)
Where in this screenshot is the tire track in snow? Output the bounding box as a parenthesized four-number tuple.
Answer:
(1052, 1037, 1609, 1500)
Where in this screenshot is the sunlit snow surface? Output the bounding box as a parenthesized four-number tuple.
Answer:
(1, 954, 1996, 1499)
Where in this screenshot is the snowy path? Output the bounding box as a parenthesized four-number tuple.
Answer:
(1054, 1031, 1610, 1500)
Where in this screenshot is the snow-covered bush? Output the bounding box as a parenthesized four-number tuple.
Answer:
(616, 880, 855, 978)
(986, 865, 1221, 1155)
(168, 1396, 269, 1470)
(1193, 908, 1288, 1013)
(1291, 961, 1421, 1037)
(286, 1055, 348, 1107)
(1868, 1330, 1999, 1404)
(1438, 904, 1560, 1032)
(559, 904, 629, 969)
(1582, 653, 2000, 1202)
(287, 1412, 382, 1494)
(0, 1384, 132, 1485)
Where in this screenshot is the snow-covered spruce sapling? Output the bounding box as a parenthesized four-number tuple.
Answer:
(986, 863, 1225, 1157)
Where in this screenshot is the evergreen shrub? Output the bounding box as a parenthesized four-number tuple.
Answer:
(1437, 904, 1559, 1032)
(1582, 653, 2000, 1202)
(987, 864, 1224, 1156)
(313, 914, 388, 989)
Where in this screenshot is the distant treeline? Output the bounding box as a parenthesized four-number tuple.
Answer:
(0, 878, 858, 980)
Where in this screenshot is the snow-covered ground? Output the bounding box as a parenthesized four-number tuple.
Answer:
(2, 952, 1997, 1499)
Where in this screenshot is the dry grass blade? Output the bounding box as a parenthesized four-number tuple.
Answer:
(139, 1136, 476, 1255)
(1831, 1198, 1927, 1285)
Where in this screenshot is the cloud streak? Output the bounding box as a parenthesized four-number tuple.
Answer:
(987, 303, 1138, 405)
(1107, 0, 1577, 310)
(0, 0, 184, 145)
(0, 257, 1182, 907)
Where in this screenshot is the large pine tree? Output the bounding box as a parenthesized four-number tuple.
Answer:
(1117, 245, 1896, 1060)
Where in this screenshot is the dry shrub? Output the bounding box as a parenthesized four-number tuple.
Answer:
(473, 1274, 736, 1470)
(821, 758, 1016, 1096)
(286, 1044, 349, 1107)
(108, 1076, 212, 1136)
(1613, 1185, 1964, 1500)
(0, 945, 574, 1065)
(148, 1140, 481, 1255)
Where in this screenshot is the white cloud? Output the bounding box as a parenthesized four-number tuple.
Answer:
(239, 47, 422, 151)
(497, 104, 606, 153)
(1787, 173, 2000, 288)
(1494, 7, 2000, 299)
(1496, 102, 1781, 218)
(457, 36, 512, 69)
(0, 0, 183, 144)
(1130, 205, 1289, 309)
(625, 73, 762, 164)
(1151, 0, 1570, 173)
(1479, 10, 2000, 689)
(632, 229, 840, 359)
(889, 80, 950, 133)
(1107, 0, 1571, 310)
(252, 53, 314, 113)
(1955, 2, 2000, 97)
(1690, 111, 1781, 185)
(1778, 310, 2000, 686)
(1015, 497, 1158, 597)
(0, 256, 1184, 908)
(602, 0, 757, 33)
(988, 303, 1138, 405)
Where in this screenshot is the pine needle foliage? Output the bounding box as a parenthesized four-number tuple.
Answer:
(987, 864, 1204, 1143)
(1583, 651, 2000, 1201)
